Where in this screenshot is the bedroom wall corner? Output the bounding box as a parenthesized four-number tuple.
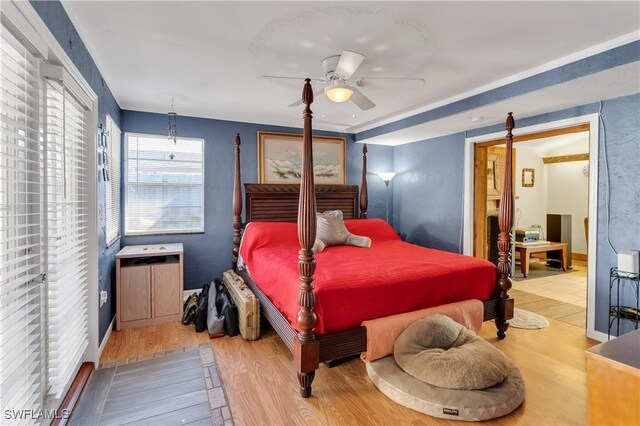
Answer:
(392, 133, 466, 253)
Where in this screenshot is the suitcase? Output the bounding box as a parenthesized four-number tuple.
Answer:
(222, 269, 260, 340)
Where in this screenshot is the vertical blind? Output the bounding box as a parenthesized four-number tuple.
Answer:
(44, 80, 89, 398)
(125, 134, 204, 235)
(0, 24, 44, 420)
(105, 115, 121, 246)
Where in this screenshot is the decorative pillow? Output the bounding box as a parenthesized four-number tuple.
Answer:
(312, 210, 371, 253)
(393, 315, 511, 390)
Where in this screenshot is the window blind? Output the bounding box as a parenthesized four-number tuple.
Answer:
(0, 24, 44, 420)
(125, 134, 204, 235)
(44, 80, 89, 398)
(105, 115, 121, 246)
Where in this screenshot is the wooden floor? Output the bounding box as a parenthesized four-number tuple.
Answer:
(102, 319, 598, 426)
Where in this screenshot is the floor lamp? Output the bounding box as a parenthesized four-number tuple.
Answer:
(376, 172, 396, 223)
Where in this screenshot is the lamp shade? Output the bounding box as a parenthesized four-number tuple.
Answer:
(325, 82, 353, 103)
(377, 172, 396, 183)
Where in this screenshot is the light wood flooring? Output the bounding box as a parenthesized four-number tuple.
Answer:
(512, 259, 588, 327)
(101, 319, 598, 425)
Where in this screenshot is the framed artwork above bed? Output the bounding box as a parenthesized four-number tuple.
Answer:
(257, 131, 346, 184)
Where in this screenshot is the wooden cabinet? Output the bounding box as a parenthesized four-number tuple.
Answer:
(116, 243, 184, 330)
(586, 329, 640, 426)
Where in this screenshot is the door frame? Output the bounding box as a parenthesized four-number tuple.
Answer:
(463, 113, 605, 342)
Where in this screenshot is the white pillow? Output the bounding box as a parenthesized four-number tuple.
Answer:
(312, 210, 371, 253)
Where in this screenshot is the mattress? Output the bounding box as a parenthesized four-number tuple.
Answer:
(239, 219, 496, 335)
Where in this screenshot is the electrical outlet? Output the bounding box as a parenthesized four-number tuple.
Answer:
(100, 290, 108, 308)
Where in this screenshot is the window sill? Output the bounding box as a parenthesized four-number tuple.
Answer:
(124, 231, 205, 237)
(106, 235, 121, 249)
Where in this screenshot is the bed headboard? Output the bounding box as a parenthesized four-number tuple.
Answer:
(244, 184, 359, 222)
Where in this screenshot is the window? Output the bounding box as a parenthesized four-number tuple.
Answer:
(105, 115, 121, 246)
(125, 134, 204, 235)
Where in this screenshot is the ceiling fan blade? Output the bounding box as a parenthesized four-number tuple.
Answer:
(350, 88, 375, 111)
(356, 77, 425, 88)
(287, 88, 326, 107)
(335, 50, 365, 79)
(261, 75, 326, 83)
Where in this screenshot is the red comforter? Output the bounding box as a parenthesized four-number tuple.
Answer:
(239, 219, 496, 335)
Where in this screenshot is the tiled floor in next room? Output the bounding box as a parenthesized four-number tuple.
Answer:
(511, 259, 588, 327)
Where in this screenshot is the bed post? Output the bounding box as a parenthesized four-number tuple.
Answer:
(232, 133, 242, 271)
(295, 79, 319, 398)
(496, 113, 515, 339)
(360, 144, 368, 218)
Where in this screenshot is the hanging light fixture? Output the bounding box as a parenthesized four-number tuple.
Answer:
(168, 97, 177, 144)
(325, 80, 353, 103)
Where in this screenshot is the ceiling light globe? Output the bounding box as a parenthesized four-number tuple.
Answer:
(325, 83, 353, 103)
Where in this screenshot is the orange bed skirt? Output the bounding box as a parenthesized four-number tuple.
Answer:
(360, 299, 484, 362)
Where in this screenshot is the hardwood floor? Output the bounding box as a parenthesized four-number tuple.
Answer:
(102, 319, 598, 425)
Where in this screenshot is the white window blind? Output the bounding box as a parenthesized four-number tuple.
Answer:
(44, 79, 89, 398)
(125, 134, 204, 235)
(105, 115, 121, 246)
(0, 24, 44, 420)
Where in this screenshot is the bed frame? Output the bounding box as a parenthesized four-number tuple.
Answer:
(231, 79, 515, 398)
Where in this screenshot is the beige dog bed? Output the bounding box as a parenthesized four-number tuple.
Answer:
(367, 315, 525, 421)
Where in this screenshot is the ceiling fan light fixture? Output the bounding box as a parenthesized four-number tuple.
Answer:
(325, 81, 353, 103)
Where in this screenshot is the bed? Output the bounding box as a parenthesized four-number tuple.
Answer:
(231, 79, 516, 398)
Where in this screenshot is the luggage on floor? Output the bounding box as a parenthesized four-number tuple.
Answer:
(195, 282, 209, 333)
(215, 278, 240, 337)
(223, 269, 260, 341)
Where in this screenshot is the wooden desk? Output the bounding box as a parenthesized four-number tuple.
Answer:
(515, 242, 567, 277)
(586, 329, 640, 426)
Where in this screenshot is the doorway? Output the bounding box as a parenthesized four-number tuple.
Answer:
(463, 114, 604, 341)
(474, 124, 590, 327)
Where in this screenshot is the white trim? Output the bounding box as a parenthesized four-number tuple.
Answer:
(348, 31, 638, 134)
(11, 1, 97, 103)
(98, 316, 116, 362)
(463, 113, 601, 341)
(588, 329, 610, 344)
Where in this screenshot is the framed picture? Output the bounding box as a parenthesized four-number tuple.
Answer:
(257, 132, 346, 184)
(522, 168, 535, 187)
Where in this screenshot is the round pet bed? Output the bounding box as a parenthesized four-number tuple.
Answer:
(367, 315, 525, 421)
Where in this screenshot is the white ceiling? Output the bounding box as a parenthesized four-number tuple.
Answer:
(60, 1, 640, 136)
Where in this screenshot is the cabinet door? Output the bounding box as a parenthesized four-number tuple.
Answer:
(152, 262, 181, 318)
(120, 265, 151, 322)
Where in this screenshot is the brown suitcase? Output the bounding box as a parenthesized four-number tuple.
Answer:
(223, 269, 260, 340)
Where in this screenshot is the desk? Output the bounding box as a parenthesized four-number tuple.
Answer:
(586, 329, 640, 425)
(515, 242, 567, 277)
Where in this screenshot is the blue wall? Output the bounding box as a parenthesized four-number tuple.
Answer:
(30, 1, 122, 343)
(393, 93, 640, 335)
(393, 133, 465, 252)
(120, 111, 393, 290)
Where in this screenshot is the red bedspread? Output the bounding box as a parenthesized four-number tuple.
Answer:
(239, 219, 496, 335)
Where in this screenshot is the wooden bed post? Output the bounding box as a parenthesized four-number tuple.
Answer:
(232, 133, 242, 271)
(360, 144, 368, 218)
(295, 79, 319, 398)
(496, 113, 515, 339)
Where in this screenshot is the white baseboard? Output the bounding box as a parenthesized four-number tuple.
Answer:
(184, 289, 199, 301)
(98, 315, 116, 360)
(586, 328, 609, 343)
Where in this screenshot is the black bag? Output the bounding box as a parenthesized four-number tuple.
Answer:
(195, 283, 210, 333)
(182, 293, 198, 325)
(214, 278, 239, 337)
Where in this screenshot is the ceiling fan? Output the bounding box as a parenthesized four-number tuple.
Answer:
(261, 50, 425, 111)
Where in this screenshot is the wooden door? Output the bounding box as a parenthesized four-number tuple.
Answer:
(119, 265, 151, 322)
(152, 262, 181, 318)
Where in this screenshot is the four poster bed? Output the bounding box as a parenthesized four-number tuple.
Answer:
(230, 79, 515, 398)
